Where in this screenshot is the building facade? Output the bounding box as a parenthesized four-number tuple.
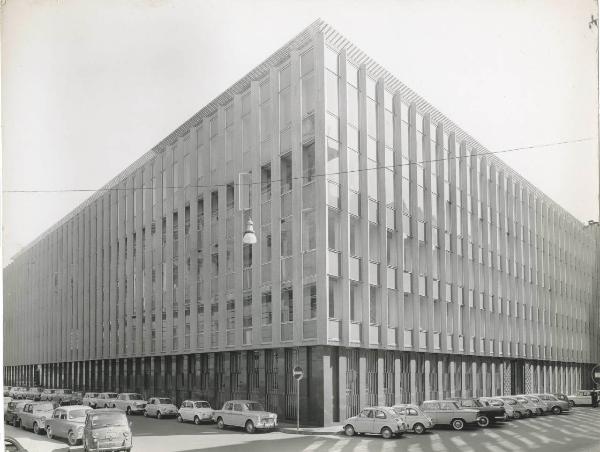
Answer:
(4, 20, 600, 426)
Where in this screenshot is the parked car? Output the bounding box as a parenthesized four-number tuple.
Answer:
(533, 393, 571, 414)
(553, 393, 570, 403)
(4, 400, 33, 427)
(83, 392, 99, 407)
(499, 397, 529, 419)
(391, 404, 433, 434)
(144, 397, 178, 419)
(479, 397, 515, 419)
(513, 395, 540, 416)
(448, 398, 506, 427)
(71, 392, 84, 405)
(343, 406, 406, 438)
(18, 401, 56, 434)
(4, 436, 28, 452)
(4, 386, 12, 397)
(213, 400, 278, 433)
(114, 393, 147, 415)
(520, 395, 549, 414)
(94, 392, 119, 408)
(4, 397, 13, 415)
(82, 408, 132, 452)
(566, 390, 594, 406)
(25, 387, 43, 401)
(177, 400, 214, 424)
(45, 405, 93, 447)
(10, 388, 27, 399)
(420, 400, 479, 431)
(40, 389, 56, 402)
(53, 389, 75, 405)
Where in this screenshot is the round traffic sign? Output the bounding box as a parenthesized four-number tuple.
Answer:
(293, 366, 304, 380)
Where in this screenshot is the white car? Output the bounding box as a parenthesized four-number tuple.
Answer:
(82, 393, 98, 407)
(343, 406, 407, 438)
(177, 400, 214, 424)
(144, 397, 178, 419)
(391, 404, 433, 434)
(567, 390, 594, 406)
(114, 393, 147, 415)
(93, 392, 119, 409)
(213, 400, 278, 433)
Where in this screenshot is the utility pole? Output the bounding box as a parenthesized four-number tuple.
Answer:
(590, 12, 599, 220)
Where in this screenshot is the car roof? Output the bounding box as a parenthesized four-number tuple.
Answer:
(58, 404, 92, 411)
(185, 400, 210, 403)
(90, 408, 124, 413)
(225, 400, 256, 404)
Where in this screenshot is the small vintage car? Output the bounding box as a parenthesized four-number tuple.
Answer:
(513, 395, 540, 416)
(82, 408, 132, 452)
(567, 390, 594, 406)
(10, 387, 27, 399)
(18, 401, 56, 434)
(4, 397, 13, 414)
(83, 392, 99, 407)
(4, 400, 33, 427)
(213, 400, 278, 433)
(343, 406, 406, 438)
(449, 398, 506, 427)
(24, 387, 44, 401)
(532, 393, 571, 414)
(479, 397, 515, 419)
(4, 436, 28, 452)
(71, 392, 84, 405)
(113, 393, 147, 415)
(40, 389, 56, 402)
(177, 400, 214, 424)
(53, 389, 75, 405)
(499, 397, 529, 419)
(94, 392, 119, 409)
(391, 404, 433, 434)
(45, 405, 93, 446)
(519, 395, 548, 415)
(144, 397, 179, 419)
(4, 386, 12, 397)
(420, 400, 479, 431)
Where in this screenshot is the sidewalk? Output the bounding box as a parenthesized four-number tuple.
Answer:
(278, 422, 344, 435)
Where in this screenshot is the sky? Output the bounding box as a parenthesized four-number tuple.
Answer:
(2, 0, 598, 267)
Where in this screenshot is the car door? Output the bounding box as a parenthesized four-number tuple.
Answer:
(373, 409, 388, 434)
(232, 403, 244, 427)
(20, 404, 31, 428)
(353, 409, 372, 433)
(406, 407, 421, 428)
(422, 402, 440, 424)
(179, 401, 189, 420)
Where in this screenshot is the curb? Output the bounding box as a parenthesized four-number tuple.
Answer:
(279, 427, 344, 436)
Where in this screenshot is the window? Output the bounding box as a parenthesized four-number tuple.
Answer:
(303, 283, 317, 320)
(261, 290, 272, 325)
(280, 154, 292, 193)
(302, 210, 316, 251)
(302, 142, 315, 183)
(243, 292, 252, 328)
(226, 300, 235, 330)
(281, 285, 293, 323)
(281, 218, 293, 257)
(261, 165, 271, 202)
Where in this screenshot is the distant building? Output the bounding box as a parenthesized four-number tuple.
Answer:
(4, 19, 600, 425)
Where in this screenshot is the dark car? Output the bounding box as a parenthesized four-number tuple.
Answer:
(4, 436, 29, 452)
(449, 398, 506, 427)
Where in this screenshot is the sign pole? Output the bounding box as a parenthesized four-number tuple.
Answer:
(292, 365, 304, 434)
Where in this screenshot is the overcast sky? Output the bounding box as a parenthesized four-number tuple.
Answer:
(2, 0, 598, 267)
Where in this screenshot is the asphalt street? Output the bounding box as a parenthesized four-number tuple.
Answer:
(4, 407, 600, 452)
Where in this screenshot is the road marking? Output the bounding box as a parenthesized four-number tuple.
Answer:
(301, 439, 326, 452)
(450, 435, 476, 452)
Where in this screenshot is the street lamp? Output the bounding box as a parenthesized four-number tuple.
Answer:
(242, 218, 257, 245)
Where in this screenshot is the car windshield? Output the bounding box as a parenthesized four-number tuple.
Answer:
(62, 390, 73, 394)
(87, 393, 98, 397)
(195, 401, 211, 408)
(527, 397, 540, 402)
(69, 408, 91, 419)
(129, 394, 144, 400)
(34, 403, 54, 411)
(461, 400, 482, 407)
(504, 399, 517, 405)
(244, 402, 265, 411)
(89, 412, 128, 427)
(106, 393, 118, 398)
(158, 398, 172, 405)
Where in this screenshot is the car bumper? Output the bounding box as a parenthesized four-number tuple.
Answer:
(255, 420, 278, 430)
(87, 438, 132, 451)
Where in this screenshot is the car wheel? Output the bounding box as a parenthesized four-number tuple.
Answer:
(551, 406, 562, 415)
(194, 416, 201, 425)
(216, 417, 224, 429)
(569, 400, 575, 407)
(177, 414, 183, 423)
(157, 411, 162, 419)
(12, 417, 19, 427)
(477, 416, 490, 428)
(344, 424, 355, 436)
(413, 423, 425, 434)
(451, 419, 465, 431)
(380, 427, 393, 439)
(46, 425, 54, 440)
(33, 422, 40, 435)
(68, 430, 79, 446)
(525, 409, 532, 417)
(513, 411, 522, 419)
(245, 420, 255, 434)
(126, 406, 132, 415)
